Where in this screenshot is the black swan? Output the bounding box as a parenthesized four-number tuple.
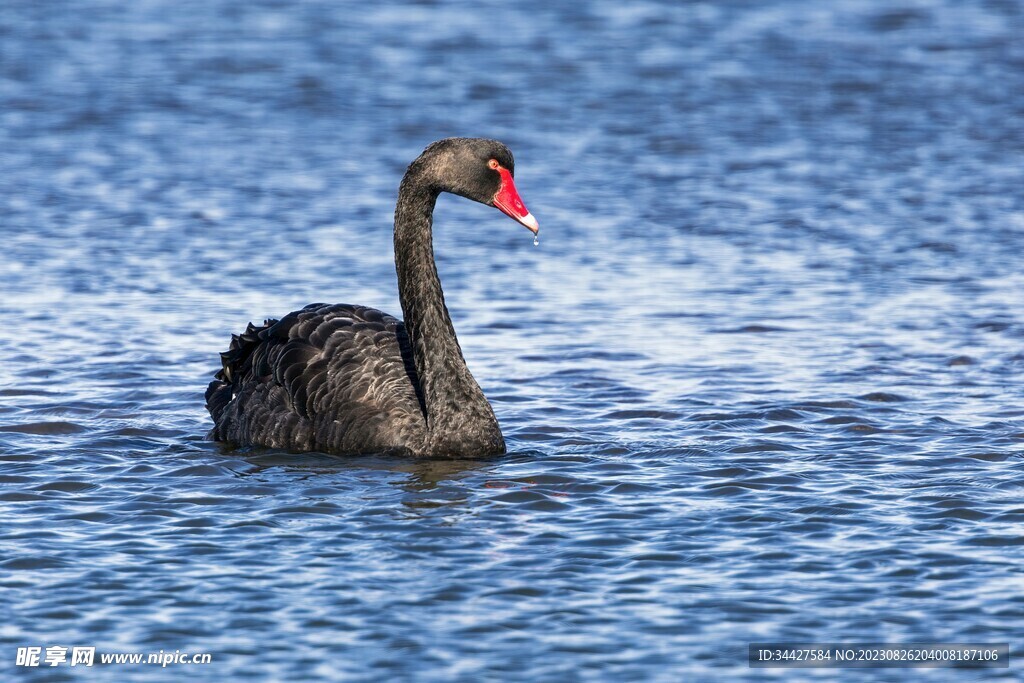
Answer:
(205, 138, 538, 457)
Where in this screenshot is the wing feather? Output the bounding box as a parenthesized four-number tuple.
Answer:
(206, 303, 426, 453)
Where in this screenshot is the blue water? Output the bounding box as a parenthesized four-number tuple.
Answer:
(2, 0, 1024, 680)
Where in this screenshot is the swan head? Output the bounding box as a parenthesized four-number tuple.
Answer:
(415, 138, 539, 234)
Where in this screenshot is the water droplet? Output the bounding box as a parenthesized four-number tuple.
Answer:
(533, 232, 540, 247)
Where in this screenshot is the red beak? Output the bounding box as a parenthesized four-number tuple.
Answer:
(493, 167, 539, 234)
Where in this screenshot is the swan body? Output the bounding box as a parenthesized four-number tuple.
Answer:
(206, 138, 538, 457)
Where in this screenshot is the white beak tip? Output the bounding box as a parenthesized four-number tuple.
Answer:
(519, 212, 539, 234)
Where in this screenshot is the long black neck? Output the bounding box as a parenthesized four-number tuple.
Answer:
(393, 169, 499, 449)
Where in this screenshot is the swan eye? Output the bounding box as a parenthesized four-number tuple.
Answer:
(487, 159, 500, 170)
